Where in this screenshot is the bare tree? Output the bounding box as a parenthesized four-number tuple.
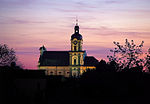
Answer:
(107, 39, 144, 71)
(144, 48, 150, 72)
(0, 44, 17, 66)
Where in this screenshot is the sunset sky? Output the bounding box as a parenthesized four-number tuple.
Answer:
(0, 0, 150, 69)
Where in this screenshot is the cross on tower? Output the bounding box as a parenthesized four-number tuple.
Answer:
(76, 17, 78, 26)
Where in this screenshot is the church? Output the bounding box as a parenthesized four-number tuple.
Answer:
(38, 22, 98, 77)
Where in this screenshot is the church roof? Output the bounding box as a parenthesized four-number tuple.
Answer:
(39, 51, 69, 66)
(39, 51, 98, 66)
(84, 56, 99, 66)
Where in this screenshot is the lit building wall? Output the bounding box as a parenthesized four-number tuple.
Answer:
(39, 66, 96, 77)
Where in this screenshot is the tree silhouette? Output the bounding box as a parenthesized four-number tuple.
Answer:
(107, 39, 144, 71)
(0, 44, 17, 66)
(108, 60, 119, 72)
(144, 48, 150, 72)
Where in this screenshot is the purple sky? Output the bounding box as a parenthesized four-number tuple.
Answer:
(0, 0, 150, 69)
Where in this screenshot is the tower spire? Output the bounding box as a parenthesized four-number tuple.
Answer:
(74, 17, 80, 33)
(76, 17, 78, 26)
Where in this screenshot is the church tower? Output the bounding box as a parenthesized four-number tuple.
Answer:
(38, 20, 98, 77)
(69, 20, 85, 77)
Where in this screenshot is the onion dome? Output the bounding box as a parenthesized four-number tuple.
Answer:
(71, 24, 82, 40)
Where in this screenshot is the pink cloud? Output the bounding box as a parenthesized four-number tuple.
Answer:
(0, 18, 48, 24)
(105, 0, 123, 4)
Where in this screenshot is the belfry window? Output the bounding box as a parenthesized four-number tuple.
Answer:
(74, 59, 76, 65)
(74, 46, 77, 51)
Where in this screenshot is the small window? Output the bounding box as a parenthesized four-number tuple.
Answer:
(59, 72, 62, 74)
(50, 72, 53, 74)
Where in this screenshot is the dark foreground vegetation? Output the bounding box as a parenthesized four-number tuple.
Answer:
(1, 65, 150, 104)
(1, 40, 150, 104)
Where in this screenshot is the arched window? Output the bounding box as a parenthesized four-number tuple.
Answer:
(74, 59, 76, 65)
(74, 46, 77, 51)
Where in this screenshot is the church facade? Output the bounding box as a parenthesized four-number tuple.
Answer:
(38, 23, 98, 77)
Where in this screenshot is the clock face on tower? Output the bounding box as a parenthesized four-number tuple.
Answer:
(73, 41, 77, 45)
